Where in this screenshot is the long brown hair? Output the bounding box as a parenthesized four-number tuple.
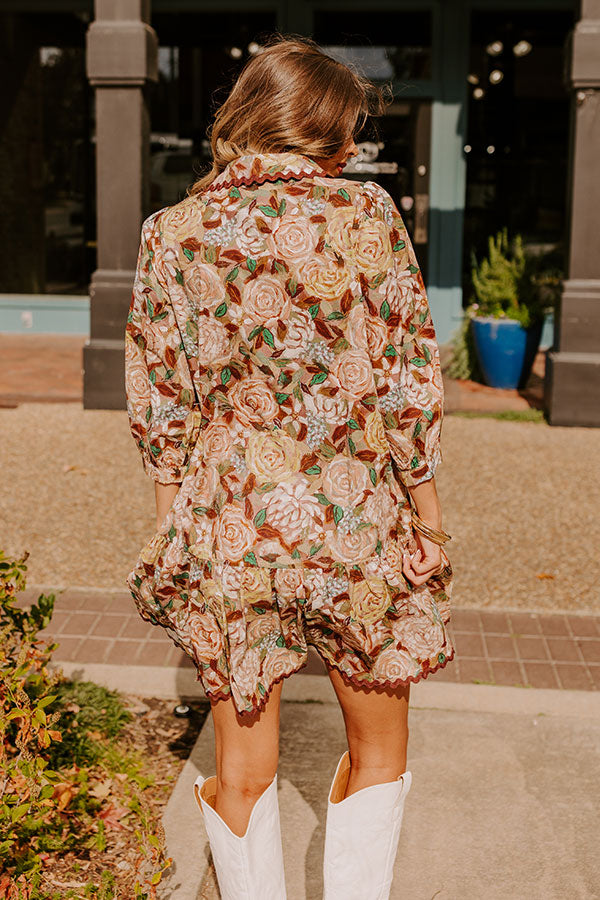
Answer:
(188, 36, 386, 194)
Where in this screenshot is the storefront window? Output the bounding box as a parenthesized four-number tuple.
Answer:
(147, 12, 277, 216)
(463, 11, 574, 291)
(0, 12, 94, 295)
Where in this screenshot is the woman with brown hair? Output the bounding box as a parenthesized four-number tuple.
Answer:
(125, 35, 454, 900)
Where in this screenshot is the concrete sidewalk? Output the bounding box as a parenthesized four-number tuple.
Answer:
(54, 660, 599, 899)
(156, 676, 599, 900)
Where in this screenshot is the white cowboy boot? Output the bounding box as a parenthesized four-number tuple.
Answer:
(323, 751, 412, 900)
(193, 772, 287, 900)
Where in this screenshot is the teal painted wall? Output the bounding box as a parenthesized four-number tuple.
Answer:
(0, 296, 89, 334)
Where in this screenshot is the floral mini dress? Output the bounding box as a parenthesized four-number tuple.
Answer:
(124, 151, 455, 715)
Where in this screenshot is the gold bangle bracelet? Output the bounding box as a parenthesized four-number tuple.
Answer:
(411, 511, 452, 545)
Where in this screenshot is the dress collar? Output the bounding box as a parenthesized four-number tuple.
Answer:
(205, 151, 331, 193)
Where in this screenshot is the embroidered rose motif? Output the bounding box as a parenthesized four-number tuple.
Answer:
(327, 208, 356, 257)
(215, 504, 257, 562)
(322, 457, 370, 507)
(242, 274, 291, 322)
(299, 257, 351, 301)
(274, 568, 305, 601)
(230, 378, 279, 426)
(354, 217, 394, 277)
(184, 261, 225, 309)
(349, 579, 392, 626)
(266, 476, 324, 542)
(202, 419, 233, 465)
(246, 431, 300, 484)
(330, 349, 375, 399)
(268, 215, 319, 265)
(364, 410, 389, 454)
(196, 318, 230, 365)
(327, 525, 378, 564)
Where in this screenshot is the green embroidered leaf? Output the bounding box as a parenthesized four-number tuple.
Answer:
(258, 682, 266, 696)
(149, 369, 157, 385)
(327, 310, 345, 320)
(380, 300, 391, 321)
(248, 325, 262, 340)
(309, 543, 324, 557)
(348, 436, 356, 455)
(151, 310, 169, 322)
(205, 246, 216, 264)
(278, 371, 290, 386)
(384, 344, 397, 357)
(309, 371, 328, 387)
(291, 548, 301, 559)
(258, 205, 278, 217)
(337, 188, 350, 201)
(424, 344, 432, 362)
(347, 418, 360, 430)
(221, 367, 231, 385)
(225, 266, 239, 282)
(243, 551, 258, 565)
(145, 405, 152, 422)
(413, 421, 422, 437)
(409, 323, 417, 334)
(183, 246, 194, 261)
(146, 298, 154, 317)
(410, 455, 420, 470)
(262, 328, 275, 348)
(410, 357, 428, 367)
(275, 392, 289, 404)
(253, 509, 267, 528)
(409, 264, 419, 274)
(333, 505, 344, 525)
(305, 465, 321, 475)
(164, 368, 174, 381)
(276, 634, 286, 648)
(315, 493, 329, 505)
(193, 507, 209, 515)
(246, 257, 257, 272)
(278, 198, 286, 215)
(214, 302, 227, 317)
(423, 409, 433, 421)
(175, 269, 184, 286)
(308, 303, 320, 319)
(168, 524, 176, 541)
(369, 468, 377, 486)
(376, 540, 382, 555)
(393, 240, 406, 252)
(229, 186, 241, 198)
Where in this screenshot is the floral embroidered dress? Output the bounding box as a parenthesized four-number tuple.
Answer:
(125, 151, 455, 714)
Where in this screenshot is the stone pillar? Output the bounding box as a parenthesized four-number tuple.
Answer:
(545, 0, 600, 426)
(83, 0, 157, 409)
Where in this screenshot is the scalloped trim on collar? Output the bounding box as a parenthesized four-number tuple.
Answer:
(205, 151, 331, 193)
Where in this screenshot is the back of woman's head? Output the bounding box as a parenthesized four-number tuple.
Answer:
(189, 36, 386, 194)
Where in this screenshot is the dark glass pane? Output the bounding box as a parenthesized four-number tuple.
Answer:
(0, 12, 95, 294)
(147, 12, 277, 215)
(463, 11, 574, 296)
(313, 10, 432, 81)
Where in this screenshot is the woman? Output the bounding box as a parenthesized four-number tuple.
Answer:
(125, 36, 454, 900)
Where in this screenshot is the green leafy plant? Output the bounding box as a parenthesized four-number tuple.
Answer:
(469, 228, 547, 329)
(0, 551, 171, 899)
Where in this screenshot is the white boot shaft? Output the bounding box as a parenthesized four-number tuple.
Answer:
(194, 773, 287, 900)
(323, 752, 412, 900)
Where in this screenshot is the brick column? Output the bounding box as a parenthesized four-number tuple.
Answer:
(545, 0, 600, 426)
(83, 0, 158, 409)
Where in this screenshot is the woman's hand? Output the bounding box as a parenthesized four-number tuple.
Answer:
(403, 475, 446, 587)
(402, 532, 444, 587)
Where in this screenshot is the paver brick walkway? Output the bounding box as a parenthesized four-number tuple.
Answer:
(26, 587, 600, 692)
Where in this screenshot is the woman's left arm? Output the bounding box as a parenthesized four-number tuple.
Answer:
(125, 215, 200, 523)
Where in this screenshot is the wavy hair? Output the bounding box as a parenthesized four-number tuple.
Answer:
(188, 35, 386, 194)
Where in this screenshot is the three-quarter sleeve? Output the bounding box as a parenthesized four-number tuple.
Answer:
(125, 214, 200, 484)
(356, 182, 444, 488)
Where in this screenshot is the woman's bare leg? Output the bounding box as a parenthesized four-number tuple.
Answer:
(327, 668, 410, 798)
(209, 681, 283, 836)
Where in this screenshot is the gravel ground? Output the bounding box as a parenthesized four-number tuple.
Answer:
(1, 403, 598, 613)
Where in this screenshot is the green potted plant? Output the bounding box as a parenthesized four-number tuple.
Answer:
(467, 229, 548, 389)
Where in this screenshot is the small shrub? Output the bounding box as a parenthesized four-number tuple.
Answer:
(0, 551, 171, 899)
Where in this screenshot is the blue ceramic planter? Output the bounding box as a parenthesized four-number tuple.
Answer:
(471, 317, 543, 390)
